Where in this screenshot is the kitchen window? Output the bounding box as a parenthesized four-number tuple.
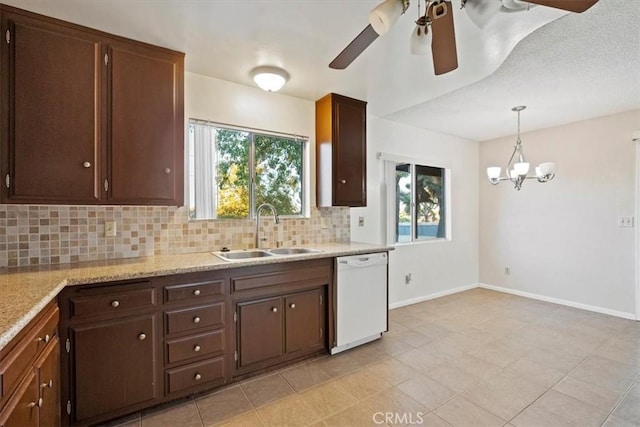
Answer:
(188, 120, 307, 220)
(381, 154, 450, 244)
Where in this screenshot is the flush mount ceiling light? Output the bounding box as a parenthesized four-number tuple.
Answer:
(250, 66, 289, 92)
(486, 106, 556, 191)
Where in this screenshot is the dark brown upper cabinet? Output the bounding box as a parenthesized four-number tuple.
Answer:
(315, 93, 367, 207)
(0, 5, 184, 206)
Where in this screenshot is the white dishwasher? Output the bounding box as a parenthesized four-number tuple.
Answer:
(332, 252, 388, 355)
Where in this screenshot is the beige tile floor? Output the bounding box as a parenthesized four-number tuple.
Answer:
(103, 289, 640, 427)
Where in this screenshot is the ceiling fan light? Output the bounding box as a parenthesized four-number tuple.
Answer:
(369, 0, 404, 35)
(464, 0, 502, 29)
(250, 66, 289, 92)
(410, 23, 431, 55)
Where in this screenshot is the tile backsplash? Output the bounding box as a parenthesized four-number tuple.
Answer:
(0, 205, 350, 267)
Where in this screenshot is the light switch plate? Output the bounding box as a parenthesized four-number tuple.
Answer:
(105, 221, 117, 237)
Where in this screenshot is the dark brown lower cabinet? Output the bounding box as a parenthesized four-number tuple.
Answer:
(70, 315, 157, 422)
(285, 289, 325, 354)
(237, 297, 284, 368)
(236, 287, 326, 375)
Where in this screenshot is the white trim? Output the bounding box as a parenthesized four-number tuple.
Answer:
(388, 284, 477, 310)
(635, 135, 640, 320)
(377, 151, 452, 169)
(479, 283, 637, 320)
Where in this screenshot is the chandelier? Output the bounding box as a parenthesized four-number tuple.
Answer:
(486, 106, 555, 191)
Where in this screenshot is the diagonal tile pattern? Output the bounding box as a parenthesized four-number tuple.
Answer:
(101, 289, 640, 426)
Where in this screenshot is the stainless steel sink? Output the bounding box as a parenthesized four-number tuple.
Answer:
(269, 247, 322, 255)
(212, 250, 273, 261)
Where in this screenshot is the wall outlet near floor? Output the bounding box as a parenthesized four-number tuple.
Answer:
(405, 273, 412, 284)
(505, 267, 510, 275)
(104, 221, 117, 237)
(618, 216, 634, 228)
(358, 216, 365, 227)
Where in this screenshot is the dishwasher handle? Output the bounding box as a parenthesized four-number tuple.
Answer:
(337, 253, 387, 268)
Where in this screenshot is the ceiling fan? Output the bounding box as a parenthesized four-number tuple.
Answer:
(329, 0, 599, 75)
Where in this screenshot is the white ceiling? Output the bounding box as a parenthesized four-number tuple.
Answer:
(5, 0, 640, 141)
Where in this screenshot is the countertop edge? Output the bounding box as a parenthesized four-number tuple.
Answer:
(0, 243, 393, 352)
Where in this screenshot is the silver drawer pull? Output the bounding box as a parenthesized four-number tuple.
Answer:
(290, 303, 296, 309)
(193, 289, 201, 296)
(41, 380, 53, 389)
(165, 168, 171, 174)
(194, 373, 202, 381)
(193, 345, 201, 352)
(138, 333, 146, 340)
(193, 316, 201, 323)
(38, 334, 51, 344)
(83, 161, 91, 168)
(271, 307, 278, 313)
(340, 179, 346, 184)
(29, 398, 43, 408)
(111, 300, 120, 308)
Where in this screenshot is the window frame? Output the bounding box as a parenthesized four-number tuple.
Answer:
(381, 152, 451, 246)
(188, 119, 309, 220)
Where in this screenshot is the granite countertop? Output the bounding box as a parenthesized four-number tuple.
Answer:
(0, 242, 392, 352)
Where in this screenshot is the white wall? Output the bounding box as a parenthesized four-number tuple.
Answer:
(351, 116, 480, 307)
(479, 109, 640, 317)
(185, 72, 316, 208)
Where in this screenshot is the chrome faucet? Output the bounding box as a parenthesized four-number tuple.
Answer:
(255, 203, 280, 249)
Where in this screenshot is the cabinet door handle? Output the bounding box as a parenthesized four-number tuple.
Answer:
(193, 345, 201, 352)
(194, 373, 202, 381)
(83, 161, 91, 168)
(193, 316, 201, 323)
(111, 300, 120, 308)
(41, 380, 53, 389)
(29, 398, 43, 408)
(193, 289, 201, 296)
(38, 334, 51, 344)
(290, 303, 296, 309)
(164, 168, 171, 174)
(340, 179, 346, 184)
(271, 307, 278, 313)
(138, 333, 147, 340)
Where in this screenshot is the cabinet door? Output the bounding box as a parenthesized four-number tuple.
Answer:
(0, 370, 38, 427)
(108, 42, 184, 205)
(36, 338, 60, 427)
(237, 297, 283, 368)
(1, 12, 103, 203)
(285, 289, 325, 354)
(71, 315, 157, 423)
(333, 96, 366, 207)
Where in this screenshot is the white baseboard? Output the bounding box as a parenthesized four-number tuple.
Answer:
(478, 283, 637, 320)
(388, 284, 477, 310)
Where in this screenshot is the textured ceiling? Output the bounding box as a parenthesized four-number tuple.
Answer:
(4, 0, 639, 140)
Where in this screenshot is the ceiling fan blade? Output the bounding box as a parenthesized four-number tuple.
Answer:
(329, 24, 379, 69)
(464, 0, 502, 29)
(522, 0, 598, 13)
(429, 1, 458, 75)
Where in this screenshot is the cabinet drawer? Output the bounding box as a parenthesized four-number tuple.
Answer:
(70, 286, 155, 318)
(165, 357, 224, 395)
(166, 330, 224, 365)
(232, 265, 331, 293)
(164, 280, 224, 304)
(165, 303, 224, 335)
(0, 304, 58, 401)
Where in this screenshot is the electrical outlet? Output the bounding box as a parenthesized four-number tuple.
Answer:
(105, 221, 117, 237)
(405, 273, 412, 284)
(505, 267, 510, 275)
(358, 216, 365, 227)
(618, 216, 634, 227)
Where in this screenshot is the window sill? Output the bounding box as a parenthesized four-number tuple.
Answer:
(392, 238, 451, 248)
